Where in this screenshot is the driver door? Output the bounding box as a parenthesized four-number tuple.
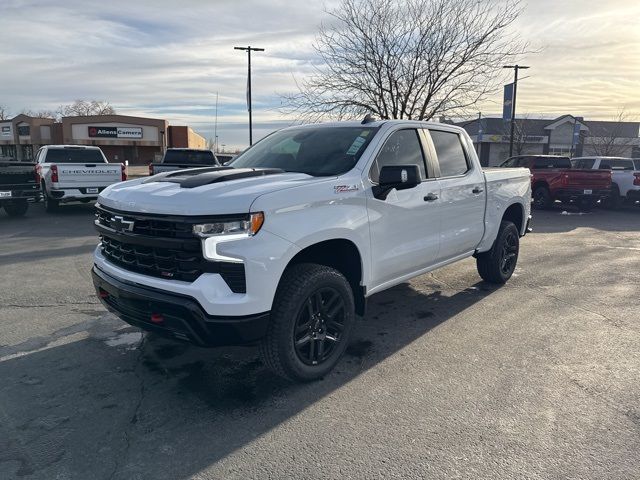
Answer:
(366, 128, 441, 290)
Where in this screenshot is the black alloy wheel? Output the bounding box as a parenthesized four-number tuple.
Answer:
(500, 229, 519, 277)
(293, 287, 346, 366)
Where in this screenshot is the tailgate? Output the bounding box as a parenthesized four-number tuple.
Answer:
(56, 163, 122, 187)
(563, 169, 611, 188)
(0, 163, 36, 188)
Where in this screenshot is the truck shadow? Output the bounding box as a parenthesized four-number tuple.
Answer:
(0, 280, 499, 479)
(530, 204, 640, 234)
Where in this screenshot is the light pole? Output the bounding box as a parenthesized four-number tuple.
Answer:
(234, 46, 265, 146)
(213, 91, 219, 153)
(503, 65, 529, 157)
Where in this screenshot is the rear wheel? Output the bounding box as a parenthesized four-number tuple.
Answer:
(578, 197, 597, 212)
(43, 186, 59, 213)
(532, 186, 552, 209)
(476, 221, 520, 284)
(260, 263, 355, 382)
(3, 200, 29, 217)
(603, 185, 621, 210)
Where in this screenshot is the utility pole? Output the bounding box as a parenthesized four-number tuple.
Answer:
(503, 65, 529, 157)
(476, 111, 482, 156)
(234, 46, 265, 146)
(213, 91, 218, 153)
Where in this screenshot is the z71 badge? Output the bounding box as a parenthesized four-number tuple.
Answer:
(334, 185, 359, 193)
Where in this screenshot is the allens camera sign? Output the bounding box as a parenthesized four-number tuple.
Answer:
(88, 126, 143, 139)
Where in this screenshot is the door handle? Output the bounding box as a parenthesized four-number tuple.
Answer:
(472, 187, 484, 194)
(424, 193, 439, 201)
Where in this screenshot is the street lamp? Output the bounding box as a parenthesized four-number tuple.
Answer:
(234, 46, 265, 146)
(503, 65, 529, 157)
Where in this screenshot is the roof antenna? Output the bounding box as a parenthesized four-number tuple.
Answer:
(361, 113, 375, 124)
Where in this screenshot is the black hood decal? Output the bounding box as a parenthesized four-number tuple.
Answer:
(144, 167, 285, 188)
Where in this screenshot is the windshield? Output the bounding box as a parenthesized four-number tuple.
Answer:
(45, 149, 106, 163)
(163, 150, 217, 166)
(230, 126, 378, 176)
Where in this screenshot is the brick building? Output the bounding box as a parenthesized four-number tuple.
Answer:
(0, 114, 207, 165)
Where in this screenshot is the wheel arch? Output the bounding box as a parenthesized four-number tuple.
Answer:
(281, 238, 366, 316)
(501, 202, 525, 234)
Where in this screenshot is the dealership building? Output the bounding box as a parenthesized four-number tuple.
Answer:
(456, 114, 640, 166)
(0, 114, 207, 164)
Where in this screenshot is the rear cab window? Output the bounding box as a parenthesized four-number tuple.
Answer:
(162, 150, 218, 166)
(602, 159, 635, 170)
(45, 149, 106, 163)
(571, 158, 595, 169)
(428, 130, 470, 177)
(533, 157, 571, 169)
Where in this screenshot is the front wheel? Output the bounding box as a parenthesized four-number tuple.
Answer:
(3, 200, 29, 217)
(260, 263, 355, 382)
(476, 221, 520, 284)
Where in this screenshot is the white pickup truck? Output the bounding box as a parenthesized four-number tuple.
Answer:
(571, 156, 640, 208)
(92, 119, 531, 381)
(36, 145, 126, 212)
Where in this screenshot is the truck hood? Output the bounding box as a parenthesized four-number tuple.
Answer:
(98, 171, 323, 215)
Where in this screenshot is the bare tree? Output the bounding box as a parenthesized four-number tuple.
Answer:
(21, 109, 57, 120)
(503, 114, 535, 156)
(0, 105, 10, 120)
(585, 109, 638, 157)
(282, 0, 529, 122)
(58, 99, 116, 117)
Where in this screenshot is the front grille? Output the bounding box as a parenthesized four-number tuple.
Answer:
(100, 235, 204, 282)
(95, 205, 247, 292)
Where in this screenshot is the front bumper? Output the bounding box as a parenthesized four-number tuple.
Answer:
(93, 266, 270, 347)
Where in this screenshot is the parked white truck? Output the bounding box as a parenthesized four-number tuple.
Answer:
(36, 145, 126, 212)
(571, 156, 640, 208)
(92, 120, 531, 381)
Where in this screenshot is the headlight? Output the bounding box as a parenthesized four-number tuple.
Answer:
(192, 212, 264, 238)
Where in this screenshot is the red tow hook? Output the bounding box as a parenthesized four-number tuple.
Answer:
(150, 313, 164, 324)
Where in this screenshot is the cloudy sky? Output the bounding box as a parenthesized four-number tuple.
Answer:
(1, 0, 638, 149)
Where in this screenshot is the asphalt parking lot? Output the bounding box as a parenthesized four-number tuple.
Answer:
(1, 202, 639, 480)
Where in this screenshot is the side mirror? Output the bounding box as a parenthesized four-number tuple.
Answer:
(373, 164, 421, 200)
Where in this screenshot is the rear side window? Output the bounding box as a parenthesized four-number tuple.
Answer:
(533, 157, 571, 169)
(572, 158, 595, 169)
(430, 130, 469, 177)
(45, 149, 106, 163)
(370, 129, 426, 183)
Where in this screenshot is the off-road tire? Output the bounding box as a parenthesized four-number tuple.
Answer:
(3, 200, 29, 217)
(603, 185, 621, 210)
(260, 263, 355, 382)
(532, 186, 552, 210)
(43, 186, 59, 213)
(476, 221, 520, 284)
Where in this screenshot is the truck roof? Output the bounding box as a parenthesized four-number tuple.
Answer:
(45, 145, 103, 150)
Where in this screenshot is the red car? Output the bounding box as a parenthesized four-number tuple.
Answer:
(500, 155, 612, 210)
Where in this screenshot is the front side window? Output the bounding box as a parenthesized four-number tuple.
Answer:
(370, 129, 426, 183)
(430, 130, 469, 177)
(231, 126, 378, 177)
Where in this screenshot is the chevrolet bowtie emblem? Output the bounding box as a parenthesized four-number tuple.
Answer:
(110, 215, 135, 232)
